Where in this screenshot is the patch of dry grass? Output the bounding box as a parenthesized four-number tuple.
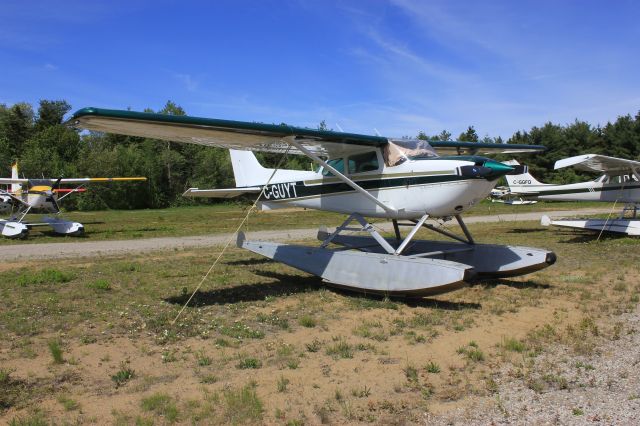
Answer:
(0, 218, 638, 423)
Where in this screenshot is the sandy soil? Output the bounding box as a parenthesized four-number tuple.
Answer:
(1, 291, 576, 424)
(1, 206, 634, 424)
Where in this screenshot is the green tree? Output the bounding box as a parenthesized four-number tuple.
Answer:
(35, 100, 71, 131)
(20, 125, 80, 178)
(458, 126, 479, 142)
(0, 102, 34, 160)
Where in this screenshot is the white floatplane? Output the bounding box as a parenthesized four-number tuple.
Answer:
(506, 155, 640, 236)
(0, 162, 146, 238)
(68, 107, 556, 296)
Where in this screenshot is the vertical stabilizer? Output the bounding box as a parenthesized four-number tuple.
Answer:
(504, 159, 546, 192)
(228, 149, 318, 188)
(229, 150, 274, 187)
(11, 162, 20, 193)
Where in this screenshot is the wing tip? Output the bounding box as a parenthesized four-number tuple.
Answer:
(71, 107, 99, 118)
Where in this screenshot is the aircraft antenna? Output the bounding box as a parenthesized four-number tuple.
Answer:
(335, 123, 344, 132)
(373, 128, 382, 136)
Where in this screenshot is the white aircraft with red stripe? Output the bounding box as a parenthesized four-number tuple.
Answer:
(0, 162, 146, 238)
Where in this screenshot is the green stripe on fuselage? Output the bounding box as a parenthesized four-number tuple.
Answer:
(259, 173, 470, 202)
(534, 183, 640, 197)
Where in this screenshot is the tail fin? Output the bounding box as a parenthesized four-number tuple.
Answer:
(504, 159, 546, 192)
(228, 149, 316, 188)
(229, 150, 274, 187)
(11, 162, 20, 192)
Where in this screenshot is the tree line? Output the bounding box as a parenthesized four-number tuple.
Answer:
(1, 99, 639, 210)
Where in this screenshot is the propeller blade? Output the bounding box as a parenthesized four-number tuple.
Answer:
(50, 196, 61, 214)
(52, 177, 63, 190)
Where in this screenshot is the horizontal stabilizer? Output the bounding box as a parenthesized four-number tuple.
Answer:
(182, 187, 261, 198)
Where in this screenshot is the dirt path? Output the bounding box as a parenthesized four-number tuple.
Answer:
(0, 208, 611, 261)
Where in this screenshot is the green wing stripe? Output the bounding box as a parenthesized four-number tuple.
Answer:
(70, 107, 388, 146)
(536, 183, 640, 196)
(70, 107, 544, 154)
(429, 141, 544, 153)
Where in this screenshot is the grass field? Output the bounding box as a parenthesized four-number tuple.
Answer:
(0, 200, 614, 245)
(1, 213, 638, 424)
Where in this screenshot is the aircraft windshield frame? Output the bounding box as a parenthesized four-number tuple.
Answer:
(384, 139, 438, 166)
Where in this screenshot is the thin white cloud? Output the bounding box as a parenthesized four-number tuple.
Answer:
(174, 73, 199, 92)
(361, 27, 471, 84)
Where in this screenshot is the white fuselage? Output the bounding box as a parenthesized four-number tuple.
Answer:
(1, 186, 60, 217)
(257, 157, 498, 220)
(509, 175, 640, 204)
(23, 192, 58, 211)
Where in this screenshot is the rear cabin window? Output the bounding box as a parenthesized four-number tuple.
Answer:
(322, 158, 345, 176)
(348, 152, 379, 174)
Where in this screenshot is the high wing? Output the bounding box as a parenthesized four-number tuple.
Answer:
(69, 107, 387, 157)
(0, 178, 28, 185)
(0, 177, 146, 184)
(429, 141, 545, 155)
(58, 177, 147, 184)
(68, 107, 544, 157)
(554, 154, 640, 174)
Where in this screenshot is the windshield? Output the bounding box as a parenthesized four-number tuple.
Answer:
(384, 139, 438, 166)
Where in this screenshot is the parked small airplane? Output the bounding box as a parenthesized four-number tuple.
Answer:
(489, 160, 537, 205)
(0, 162, 146, 238)
(505, 155, 640, 235)
(69, 107, 556, 296)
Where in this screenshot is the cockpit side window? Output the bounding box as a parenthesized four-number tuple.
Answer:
(322, 158, 345, 176)
(348, 152, 380, 174)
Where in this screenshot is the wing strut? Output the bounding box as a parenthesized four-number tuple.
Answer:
(286, 137, 398, 217)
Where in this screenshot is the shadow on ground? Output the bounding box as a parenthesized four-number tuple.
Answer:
(165, 271, 322, 306)
(476, 278, 551, 290)
(394, 297, 481, 310)
(507, 228, 546, 234)
(42, 231, 88, 239)
(164, 269, 485, 310)
(556, 229, 631, 243)
(224, 258, 273, 266)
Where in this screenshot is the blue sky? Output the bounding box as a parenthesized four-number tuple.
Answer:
(1, 0, 639, 139)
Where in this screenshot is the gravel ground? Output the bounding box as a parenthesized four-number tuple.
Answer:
(0, 208, 611, 261)
(424, 305, 640, 425)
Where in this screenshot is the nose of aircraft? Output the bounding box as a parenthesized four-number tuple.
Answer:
(457, 158, 514, 180)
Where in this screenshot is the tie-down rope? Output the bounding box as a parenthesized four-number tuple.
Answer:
(172, 144, 292, 324)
